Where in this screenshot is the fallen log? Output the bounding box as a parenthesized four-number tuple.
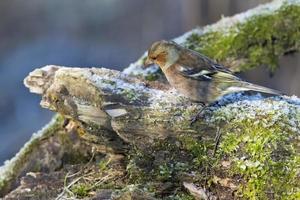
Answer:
(1, 0, 300, 199)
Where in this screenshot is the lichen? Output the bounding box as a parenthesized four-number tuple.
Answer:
(120, 88, 140, 103)
(218, 120, 300, 199)
(124, 93, 300, 199)
(201, 93, 300, 199)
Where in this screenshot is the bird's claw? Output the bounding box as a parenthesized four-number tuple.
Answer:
(190, 106, 206, 125)
(190, 111, 202, 125)
(190, 114, 201, 125)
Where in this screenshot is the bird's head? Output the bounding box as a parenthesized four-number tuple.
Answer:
(145, 40, 181, 70)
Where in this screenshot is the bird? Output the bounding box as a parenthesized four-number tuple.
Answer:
(145, 40, 282, 123)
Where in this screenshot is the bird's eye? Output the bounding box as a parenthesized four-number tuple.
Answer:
(151, 56, 157, 60)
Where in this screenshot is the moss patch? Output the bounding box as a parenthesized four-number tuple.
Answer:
(121, 88, 140, 103)
(185, 2, 300, 72)
(71, 183, 90, 198)
(126, 135, 219, 198)
(125, 110, 300, 199)
(217, 120, 300, 199)
(144, 68, 164, 82)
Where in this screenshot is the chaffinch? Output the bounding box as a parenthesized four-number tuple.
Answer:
(145, 40, 282, 122)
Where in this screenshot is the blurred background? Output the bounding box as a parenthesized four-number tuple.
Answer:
(0, 0, 299, 164)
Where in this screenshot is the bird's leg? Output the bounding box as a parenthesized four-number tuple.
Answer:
(190, 102, 207, 125)
(213, 127, 222, 156)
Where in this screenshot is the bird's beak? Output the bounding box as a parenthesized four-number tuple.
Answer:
(144, 56, 154, 67)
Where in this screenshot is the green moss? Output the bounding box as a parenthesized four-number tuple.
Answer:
(98, 159, 110, 171)
(185, 2, 300, 72)
(126, 110, 300, 199)
(144, 68, 163, 81)
(165, 193, 195, 200)
(218, 120, 300, 199)
(71, 183, 91, 198)
(126, 146, 154, 184)
(102, 79, 116, 86)
(41, 114, 65, 137)
(126, 137, 215, 197)
(145, 73, 160, 81)
(121, 88, 139, 103)
(157, 164, 173, 180)
(179, 135, 214, 168)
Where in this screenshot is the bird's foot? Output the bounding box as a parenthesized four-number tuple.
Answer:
(190, 114, 201, 125)
(190, 105, 207, 125)
(213, 127, 222, 156)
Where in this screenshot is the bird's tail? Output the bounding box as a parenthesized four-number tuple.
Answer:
(214, 72, 283, 96)
(237, 81, 282, 95)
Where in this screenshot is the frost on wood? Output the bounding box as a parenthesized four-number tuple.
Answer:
(23, 66, 201, 145)
(19, 65, 300, 199)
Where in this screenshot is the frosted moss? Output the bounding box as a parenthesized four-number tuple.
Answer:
(218, 120, 300, 199)
(185, 1, 300, 72)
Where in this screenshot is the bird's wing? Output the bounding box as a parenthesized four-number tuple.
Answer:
(176, 65, 217, 81)
(211, 71, 241, 82)
(176, 48, 232, 81)
(189, 49, 232, 72)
